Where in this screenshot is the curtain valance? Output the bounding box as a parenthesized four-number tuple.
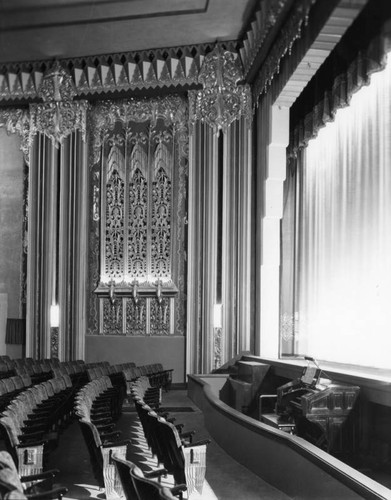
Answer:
(288, 0, 391, 160)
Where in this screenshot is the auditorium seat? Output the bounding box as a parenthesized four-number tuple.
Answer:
(0, 450, 68, 499)
(111, 454, 187, 500)
(78, 418, 129, 500)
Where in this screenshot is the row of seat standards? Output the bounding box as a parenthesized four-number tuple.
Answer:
(0, 355, 175, 500)
(73, 372, 210, 499)
(129, 377, 210, 498)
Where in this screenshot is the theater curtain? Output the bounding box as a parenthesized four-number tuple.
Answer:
(281, 51, 391, 368)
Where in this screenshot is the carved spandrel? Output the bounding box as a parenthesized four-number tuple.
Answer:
(125, 298, 147, 335)
(150, 297, 171, 335)
(102, 299, 123, 335)
(51, 327, 59, 358)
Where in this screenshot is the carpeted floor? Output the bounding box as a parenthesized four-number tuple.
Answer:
(46, 389, 291, 499)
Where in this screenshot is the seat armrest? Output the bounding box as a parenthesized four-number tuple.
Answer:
(23, 485, 68, 499)
(101, 430, 122, 442)
(102, 439, 130, 448)
(21, 469, 59, 482)
(171, 484, 187, 494)
(183, 439, 211, 448)
(180, 430, 195, 439)
(144, 468, 168, 479)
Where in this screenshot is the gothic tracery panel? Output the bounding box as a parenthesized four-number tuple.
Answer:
(151, 142, 172, 278)
(89, 96, 188, 336)
(105, 142, 125, 279)
(102, 299, 123, 335)
(150, 297, 171, 336)
(128, 142, 148, 278)
(125, 298, 147, 335)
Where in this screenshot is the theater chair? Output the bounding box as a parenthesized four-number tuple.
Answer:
(0, 451, 67, 499)
(129, 376, 161, 407)
(153, 416, 210, 497)
(78, 418, 129, 500)
(111, 454, 186, 500)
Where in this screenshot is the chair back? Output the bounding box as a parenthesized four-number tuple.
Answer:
(130, 465, 176, 500)
(111, 454, 138, 500)
(0, 451, 27, 500)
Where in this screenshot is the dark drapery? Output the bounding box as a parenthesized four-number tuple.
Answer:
(288, 0, 391, 159)
(5, 318, 25, 344)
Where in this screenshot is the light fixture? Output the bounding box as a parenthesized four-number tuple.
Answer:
(189, 45, 252, 134)
(50, 304, 60, 328)
(213, 303, 223, 329)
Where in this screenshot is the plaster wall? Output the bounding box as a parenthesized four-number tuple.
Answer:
(0, 130, 24, 356)
(85, 334, 186, 384)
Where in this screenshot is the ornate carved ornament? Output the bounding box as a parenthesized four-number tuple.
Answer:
(188, 45, 252, 134)
(252, 0, 316, 105)
(0, 107, 31, 165)
(0, 62, 89, 161)
(90, 94, 188, 165)
(31, 62, 89, 147)
(29, 100, 89, 147)
(38, 62, 77, 102)
(0, 42, 237, 104)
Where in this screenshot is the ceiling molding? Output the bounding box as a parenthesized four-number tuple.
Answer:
(0, 41, 237, 105)
(275, 0, 368, 107)
(239, 0, 291, 78)
(1, 0, 209, 32)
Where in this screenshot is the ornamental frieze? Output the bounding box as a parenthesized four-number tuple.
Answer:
(0, 42, 236, 104)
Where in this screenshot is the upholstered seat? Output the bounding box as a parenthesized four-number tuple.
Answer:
(111, 454, 186, 500)
(78, 418, 129, 500)
(0, 450, 68, 500)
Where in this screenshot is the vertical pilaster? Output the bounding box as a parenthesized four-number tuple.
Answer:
(201, 127, 219, 373)
(26, 134, 58, 358)
(236, 118, 253, 353)
(256, 103, 289, 358)
(74, 133, 88, 359)
(186, 122, 219, 374)
(186, 121, 201, 375)
(59, 131, 88, 360)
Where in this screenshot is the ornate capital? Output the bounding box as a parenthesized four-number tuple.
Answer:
(30, 100, 89, 146)
(189, 45, 252, 134)
(32, 62, 88, 147)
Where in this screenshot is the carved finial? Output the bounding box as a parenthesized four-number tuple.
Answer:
(38, 61, 76, 103)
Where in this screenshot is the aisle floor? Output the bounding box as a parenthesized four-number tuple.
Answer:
(47, 389, 291, 500)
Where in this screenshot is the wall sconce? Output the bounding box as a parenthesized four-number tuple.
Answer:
(108, 280, 116, 306)
(50, 304, 60, 328)
(213, 303, 223, 329)
(132, 279, 139, 305)
(156, 279, 163, 305)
